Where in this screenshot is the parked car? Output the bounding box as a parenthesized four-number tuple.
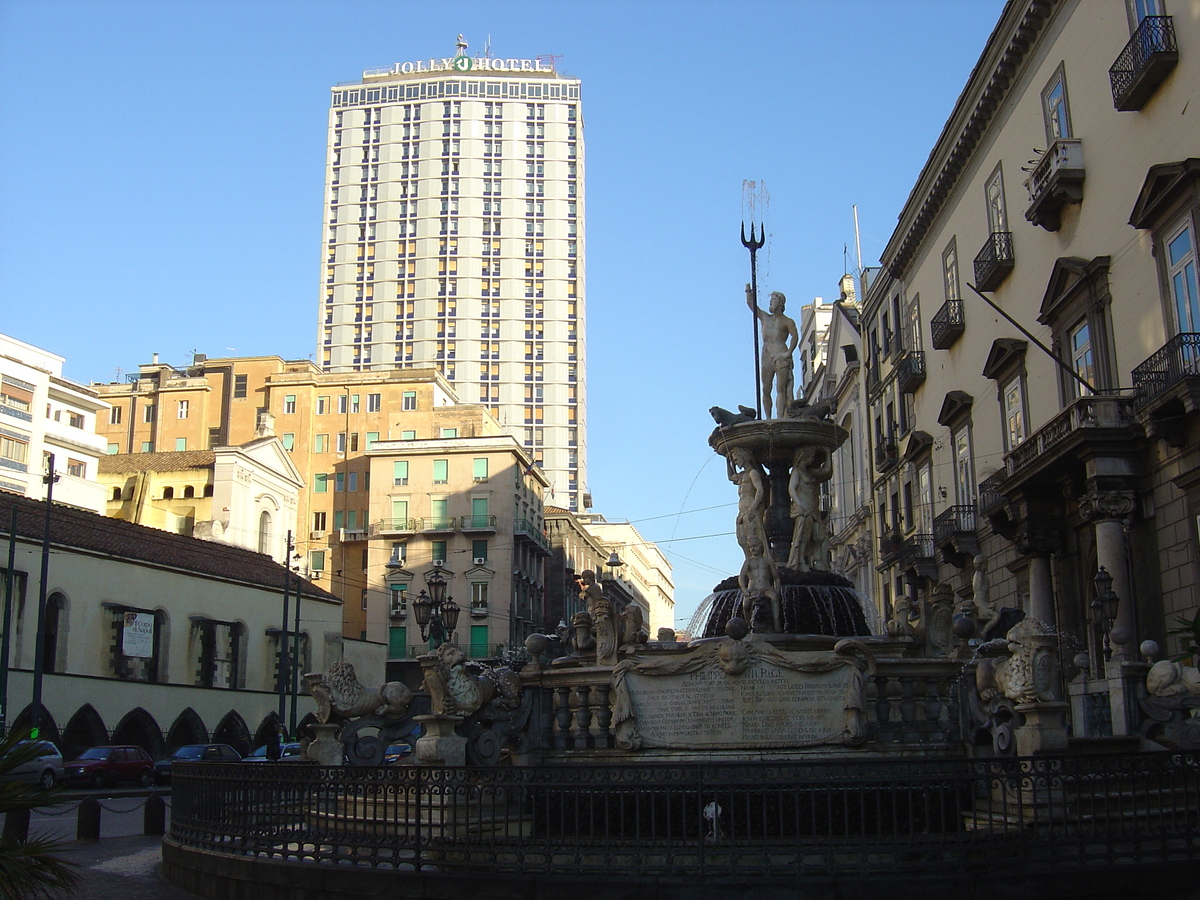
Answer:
(153, 743, 242, 783)
(63, 745, 154, 787)
(243, 741, 302, 762)
(2, 740, 64, 790)
(382, 741, 414, 764)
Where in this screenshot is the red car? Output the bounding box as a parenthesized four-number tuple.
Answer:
(63, 745, 154, 788)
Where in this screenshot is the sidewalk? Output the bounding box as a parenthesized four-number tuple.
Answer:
(54, 834, 203, 900)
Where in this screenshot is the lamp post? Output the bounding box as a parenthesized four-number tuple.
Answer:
(412, 567, 461, 648)
(1094, 566, 1121, 664)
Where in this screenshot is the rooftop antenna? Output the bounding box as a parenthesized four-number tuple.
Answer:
(482, 35, 492, 59)
(455, 34, 468, 56)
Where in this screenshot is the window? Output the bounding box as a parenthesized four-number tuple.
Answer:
(952, 426, 975, 506)
(314, 434, 329, 453)
(1041, 63, 1073, 143)
(314, 473, 329, 493)
(109, 406, 122, 425)
(1166, 214, 1200, 333)
(1001, 376, 1026, 450)
(282, 433, 295, 451)
(1069, 320, 1095, 397)
(401, 430, 416, 441)
(431, 540, 447, 564)
(0, 436, 28, 466)
(402, 391, 417, 410)
(1038, 256, 1114, 404)
(472, 539, 488, 562)
(177, 400, 189, 419)
(336, 432, 347, 453)
(284, 395, 296, 414)
(365, 431, 379, 449)
(338, 394, 348, 414)
(433, 459, 448, 484)
(985, 164, 1008, 234)
(317, 396, 329, 415)
(440, 428, 458, 438)
(233, 374, 248, 399)
(335, 472, 346, 492)
(367, 393, 381, 412)
(313, 511, 327, 531)
(107, 443, 119, 455)
(175, 438, 187, 451)
(940, 240, 960, 301)
(393, 460, 409, 485)
(143, 404, 156, 423)
(141, 441, 153, 452)
(310, 551, 326, 572)
(473, 458, 488, 481)
(348, 472, 358, 492)
(472, 582, 488, 610)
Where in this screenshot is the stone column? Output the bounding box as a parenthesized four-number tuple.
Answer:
(1078, 490, 1137, 660)
(1015, 527, 1059, 628)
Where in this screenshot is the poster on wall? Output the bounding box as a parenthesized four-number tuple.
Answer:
(123, 611, 154, 658)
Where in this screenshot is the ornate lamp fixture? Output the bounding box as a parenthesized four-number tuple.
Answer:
(413, 567, 460, 645)
(1093, 566, 1120, 662)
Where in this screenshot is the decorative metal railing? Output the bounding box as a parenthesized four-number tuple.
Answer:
(973, 232, 1015, 291)
(1110, 15, 1178, 111)
(934, 505, 977, 546)
(419, 517, 457, 532)
(370, 517, 417, 535)
(895, 351, 926, 393)
(897, 533, 935, 572)
(170, 753, 1200, 879)
(513, 518, 552, 555)
(460, 515, 497, 530)
(930, 299, 964, 350)
(1132, 332, 1200, 407)
(1004, 394, 1135, 477)
(977, 471, 1007, 515)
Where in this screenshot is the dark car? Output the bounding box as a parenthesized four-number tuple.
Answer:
(243, 741, 302, 762)
(63, 745, 154, 788)
(153, 743, 242, 782)
(2, 740, 64, 790)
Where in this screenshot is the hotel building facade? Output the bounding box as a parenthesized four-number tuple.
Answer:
(319, 43, 587, 514)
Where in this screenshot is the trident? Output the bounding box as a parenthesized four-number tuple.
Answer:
(741, 220, 765, 419)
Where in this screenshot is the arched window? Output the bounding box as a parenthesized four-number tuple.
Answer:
(43, 593, 66, 674)
(111, 487, 122, 501)
(203, 484, 214, 497)
(183, 485, 195, 499)
(162, 486, 174, 500)
(258, 511, 272, 555)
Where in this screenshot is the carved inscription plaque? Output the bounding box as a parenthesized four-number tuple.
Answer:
(625, 659, 857, 749)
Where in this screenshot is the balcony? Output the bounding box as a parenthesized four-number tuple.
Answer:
(460, 514, 497, 533)
(977, 471, 1008, 516)
(370, 518, 417, 536)
(973, 232, 1015, 291)
(895, 351, 926, 394)
(1003, 394, 1136, 482)
(420, 517, 457, 533)
(513, 518, 552, 556)
(930, 299, 964, 350)
(879, 532, 903, 562)
(1024, 140, 1085, 232)
(1132, 332, 1200, 408)
(874, 439, 899, 473)
(898, 533, 938, 581)
(933, 505, 979, 567)
(1109, 16, 1178, 111)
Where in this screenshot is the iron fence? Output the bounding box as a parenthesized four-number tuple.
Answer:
(1132, 332, 1200, 407)
(169, 753, 1200, 878)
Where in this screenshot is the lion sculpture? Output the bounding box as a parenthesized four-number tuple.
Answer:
(422, 643, 522, 718)
(307, 662, 413, 723)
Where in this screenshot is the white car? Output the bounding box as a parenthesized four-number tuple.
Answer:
(4, 740, 64, 790)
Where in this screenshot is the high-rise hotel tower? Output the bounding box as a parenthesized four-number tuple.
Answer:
(319, 39, 586, 512)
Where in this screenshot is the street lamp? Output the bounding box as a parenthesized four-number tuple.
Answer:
(412, 567, 460, 647)
(1094, 566, 1120, 662)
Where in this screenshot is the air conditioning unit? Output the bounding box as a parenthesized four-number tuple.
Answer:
(310, 530, 326, 540)
(472, 557, 487, 565)
(394, 477, 408, 486)
(473, 476, 487, 483)
(432, 558, 445, 567)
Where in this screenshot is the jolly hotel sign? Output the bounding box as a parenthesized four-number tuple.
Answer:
(384, 55, 553, 76)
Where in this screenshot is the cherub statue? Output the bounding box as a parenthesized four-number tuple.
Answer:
(739, 535, 781, 633)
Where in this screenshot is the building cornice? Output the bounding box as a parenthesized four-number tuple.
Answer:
(881, 0, 1059, 280)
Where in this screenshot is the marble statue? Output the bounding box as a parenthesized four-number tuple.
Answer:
(975, 619, 1058, 704)
(746, 283, 798, 418)
(578, 570, 618, 664)
(306, 662, 413, 723)
(421, 642, 522, 718)
(739, 535, 781, 633)
(885, 595, 918, 638)
(1146, 659, 1200, 697)
(620, 603, 649, 653)
(728, 447, 769, 559)
(972, 554, 1000, 641)
(787, 446, 832, 571)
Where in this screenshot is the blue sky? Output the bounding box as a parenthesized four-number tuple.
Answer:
(0, 0, 1005, 629)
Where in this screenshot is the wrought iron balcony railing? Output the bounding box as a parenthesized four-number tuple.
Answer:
(973, 233, 1015, 291)
(874, 438, 900, 472)
(977, 471, 1008, 515)
(513, 518, 552, 555)
(898, 533, 937, 580)
(933, 505, 977, 547)
(1132, 332, 1200, 408)
(896, 351, 926, 393)
(419, 516, 457, 533)
(460, 514, 497, 531)
(930, 299, 965, 350)
(1110, 16, 1178, 111)
(1024, 140, 1085, 232)
(370, 517, 417, 535)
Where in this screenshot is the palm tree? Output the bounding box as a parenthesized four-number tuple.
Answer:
(0, 728, 80, 899)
